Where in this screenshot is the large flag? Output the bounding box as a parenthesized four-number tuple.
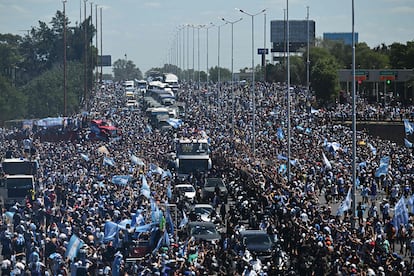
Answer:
(277, 127, 284, 140)
(393, 196, 409, 231)
(404, 119, 414, 135)
(165, 206, 175, 234)
(375, 156, 390, 177)
(322, 152, 332, 170)
(103, 156, 115, 167)
(179, 211, 188, 229)
(367, 143, 377, 156)
(405, 138, 413, 148)
(80, 153, 89, 161)
(141, 175, 151, 199)
(65, 234, 84, 261)
(149, 163, 164, 175)
(131, 154, 145, 166)
(336, 188, 352, 216)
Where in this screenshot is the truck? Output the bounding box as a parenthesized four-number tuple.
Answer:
(0, 158, 37, 207)
(174, 138, 212, 179)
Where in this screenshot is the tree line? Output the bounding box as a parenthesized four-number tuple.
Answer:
(0, 8, 413, 124)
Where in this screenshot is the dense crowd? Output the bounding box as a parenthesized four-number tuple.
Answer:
(1, 80, 414, 275)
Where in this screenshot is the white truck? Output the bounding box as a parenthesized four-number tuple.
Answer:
(0, 158, 37, 207)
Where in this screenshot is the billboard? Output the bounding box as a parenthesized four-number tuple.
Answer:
(97, 55, 112, 67)
(270, 20, 315, 52)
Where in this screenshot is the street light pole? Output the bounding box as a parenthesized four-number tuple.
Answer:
(222, 17, 242, 137)
(306, 6, 310, 93)
(206, 23, 214, 95)
(63, 0, 67, 116)
(351, 0, 357, 229)
(237, 8, 266, 159)
(83, 0, 88, 110)
(217, 22, 227, 108)
(286, 0, 292, 182)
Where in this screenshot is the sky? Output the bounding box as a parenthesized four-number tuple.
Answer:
(0, 0, 413, 76)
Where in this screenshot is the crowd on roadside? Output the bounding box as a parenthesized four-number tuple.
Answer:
(1, 80, 414, 275)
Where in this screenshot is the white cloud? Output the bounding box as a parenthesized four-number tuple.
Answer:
(144, 2, 161, 8)
(390, 6, 414, 14)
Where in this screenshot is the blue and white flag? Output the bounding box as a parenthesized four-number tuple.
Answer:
(322, 152, 332, 170)
(179, 211, 188, 229)
(404, 119, 414, 135)
(310, 107, 319, 114)
(149, 163, 164, 175)
(277, 127, 284, 140)
(131, 210, 145, 227)
(405, 138, 413, 148)
(141, 175, 151, 199)
(166, 184, 172, 200)
(103, 156, 115, 167)
(367, 143, 377, 156)
(131, 154, 145, 166)
(375, 156, 390, 177)
(278, 164, 287, 175)
(167, 118, 183, 129)
(65, 234, 84, 261)
(80, 153, 89, 161)
(336, 188, 352, 216)
(393, 196, 409, 231)
(277, 154, 288, 161)
(134, 223, 157, 233)
(111, 175, 131, 186)
(165, 206, 174, 234)
(161, 170, 173, 180)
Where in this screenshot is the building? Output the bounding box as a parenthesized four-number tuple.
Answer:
(323, 32, 358, 46)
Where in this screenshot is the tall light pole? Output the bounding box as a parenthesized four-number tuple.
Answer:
(100, 7, 102, 83)
(205, 23, 214, 95)
(237, 8, 266, 158)
(217, 22, 227, 107)
(197, 25, 204, 90)
(95, 4, 98, 85)
(263, 12, 267, 82)
(351, 0, 357, 229)
(63, 0, 67, 116)
(222, 17, 243, 137)
(306, 6, 310, 93)
(83, 0, 88, 109)
(286, 1, 292, 182)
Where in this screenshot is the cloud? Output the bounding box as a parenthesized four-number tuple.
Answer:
(390, 6, 414, 14)
(144, 2, 161, 8)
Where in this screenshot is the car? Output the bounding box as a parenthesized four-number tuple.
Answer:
(189, 204, 215, 222)
(187, 221, 221, 242)
(174, 184, 196, 201)
(126, 99, 138, 107)
(239, 230, 274, 261)
(202, 178, 228, 202)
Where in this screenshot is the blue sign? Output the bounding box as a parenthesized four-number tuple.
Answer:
(257, 48, 269, 55)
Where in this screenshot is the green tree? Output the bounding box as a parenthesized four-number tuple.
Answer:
(208, 66, 231, 82)
(0, 75, 27, 122)
(113, 59, 143, 81)
(311, 56, 340, 105)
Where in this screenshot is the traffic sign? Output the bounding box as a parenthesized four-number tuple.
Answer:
(257, 48, 269, 55)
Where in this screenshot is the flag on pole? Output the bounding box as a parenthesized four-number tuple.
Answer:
(179, 211, 188, 229)
(375, 156, 390, 177)
(277, 127, 284, 140)
(405, 138, 413, 148)
(393, 196, 409, 231)
(65, 234, 84, 261)
(367, 143, 377, 156)
(322, 152, 332, 170)
(336, 187, 352, 216)
(404, 119, 414, 135)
